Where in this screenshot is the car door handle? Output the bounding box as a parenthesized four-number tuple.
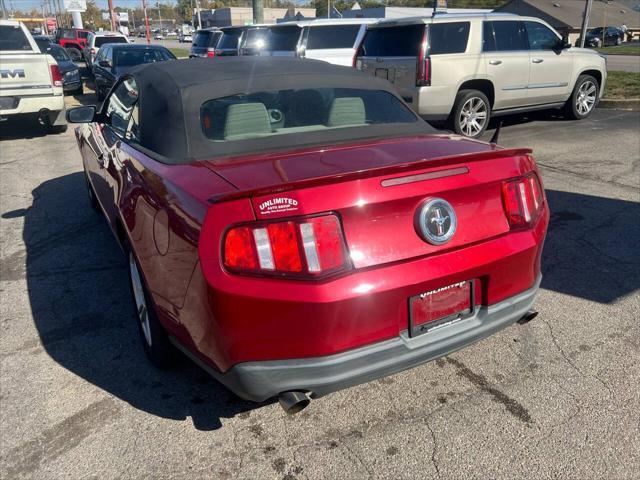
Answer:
(532, 58, 544, 64)
(489, 60, 502, 65)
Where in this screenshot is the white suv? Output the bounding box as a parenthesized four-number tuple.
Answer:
(257, 19, 378, 66)
(83, 31, 129, 68)
(355, 13, 607, 137)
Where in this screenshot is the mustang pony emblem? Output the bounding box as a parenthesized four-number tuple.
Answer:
(416, 198, 457, 245)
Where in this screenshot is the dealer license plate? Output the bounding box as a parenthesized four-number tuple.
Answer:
(409, 280, 474, 337)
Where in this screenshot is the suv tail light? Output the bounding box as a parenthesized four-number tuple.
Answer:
(49, 64, 63, 87)
(416, 27, 431, 86)
(223, 214, 350, 278)
(502, 174, 545, 229)
(207, 48, 216, 58)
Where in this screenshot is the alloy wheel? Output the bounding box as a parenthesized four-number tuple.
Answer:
(576, 80, 597, 116)
(129, 252, 152, 346)
(459, 97, 488, 137)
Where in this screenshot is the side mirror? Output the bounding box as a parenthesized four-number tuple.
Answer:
(561, 36, 571, 49)
(66, 105, 96, 123)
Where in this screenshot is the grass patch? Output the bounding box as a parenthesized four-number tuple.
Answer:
(604, 71, 640, 99)
(169, 48, 190, 58)
(594, 44, 640, 55)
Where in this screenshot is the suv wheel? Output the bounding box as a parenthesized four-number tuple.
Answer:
(66, 47, 81, 62)
(450, 90, 491, 138)
(565, 74, 598, 120)
(128, 248, 176, 369)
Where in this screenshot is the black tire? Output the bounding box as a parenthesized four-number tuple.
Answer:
(564, 74, 599, 120)
(126, 246, 176, 369)
(449, 89, 491, 138)
(75, 83, 84, 96)
(67, 47, 82, 62)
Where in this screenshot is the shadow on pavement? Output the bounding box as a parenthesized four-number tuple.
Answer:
(6, 174, 638, 430)
(0, 116, 65, 141)
(542, 189, 640, 303)
(5, 172, 266, 431)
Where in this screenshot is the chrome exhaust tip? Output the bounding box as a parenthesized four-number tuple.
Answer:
(517, 309, 539, 325)
(278, 391, 310, 415)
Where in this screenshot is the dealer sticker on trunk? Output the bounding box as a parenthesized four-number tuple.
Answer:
(253, 193, 301, 218)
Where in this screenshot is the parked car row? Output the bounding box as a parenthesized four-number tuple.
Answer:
(190, 15, 606, 138)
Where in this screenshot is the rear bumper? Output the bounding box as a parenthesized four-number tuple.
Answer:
(178, 276, 540, 402)
(0, 93, 64, 116)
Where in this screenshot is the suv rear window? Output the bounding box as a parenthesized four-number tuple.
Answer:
(359, 24, 424, 57)
(429, 22, 470, 55)
(200, 88, 417, 142)
(0, 25, 31, 51)
(265, 26, 302, 51)
(95, 36, 128, 47)
(306, 25, 361, 50)
(218, 29, 243, 50)
(193, 30, 218, 48)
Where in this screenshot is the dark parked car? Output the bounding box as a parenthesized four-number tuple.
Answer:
(92, 44, 175, 100)
(189, 28, 222, 58)
(65, 57, 548, 414)
(580, 27, 623, 47)
(215, 26, 248, 56)
(32, 34, 53, 53)
(33, 36, 83, 95)
(48, 44, 83, 95)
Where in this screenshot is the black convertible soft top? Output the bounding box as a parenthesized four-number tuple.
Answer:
(125, 57, 434, 163)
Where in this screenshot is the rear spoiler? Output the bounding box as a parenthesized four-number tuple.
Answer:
(208, 146, 533, 204)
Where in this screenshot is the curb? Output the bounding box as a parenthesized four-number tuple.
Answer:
(598, 98, 640, 110)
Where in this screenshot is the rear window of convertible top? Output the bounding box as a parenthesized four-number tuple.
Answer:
(200, 88, 417, 142)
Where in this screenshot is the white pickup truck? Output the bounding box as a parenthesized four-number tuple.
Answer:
(0, 19, 67, 132)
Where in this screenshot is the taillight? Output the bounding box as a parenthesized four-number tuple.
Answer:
(223, 214, 350, 278)
(502, 174, 545, 229)
(207, 49, 215, 58)
(416, 27, 430, 86)
(49, 64, 62, 87)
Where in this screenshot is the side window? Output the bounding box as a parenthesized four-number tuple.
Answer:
(429, 22, 470, 55)
(525, 21, 559, 50)
(488, 21, 526, 52)
(483, 22, 496, 52)
(106, 78, 138, 138)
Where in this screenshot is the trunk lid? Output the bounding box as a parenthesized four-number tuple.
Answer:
(206, 135, 532, 269)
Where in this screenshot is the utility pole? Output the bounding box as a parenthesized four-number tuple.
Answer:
(196, 0, 201, 30)
(252, 0, 263, 25)
(129, 9, 135, 30)
(1, 0, 8, 19)
(142, 0, 151, 44)
(157, 1, 162, 32)
(579, 0, 593, 48)
(327, 0, 330, 19)
(108, 0, 116, 30)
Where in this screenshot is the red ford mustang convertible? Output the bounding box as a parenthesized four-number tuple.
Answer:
(67, 58, 548, 413)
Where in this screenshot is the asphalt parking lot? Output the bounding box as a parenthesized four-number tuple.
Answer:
(1, 96, 639, 478)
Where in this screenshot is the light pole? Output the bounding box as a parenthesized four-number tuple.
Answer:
(252, 0, 263, 25)
(142, 0, 151, 44)
(579, 0, 593, 48)
(156, 1, 162, 33)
